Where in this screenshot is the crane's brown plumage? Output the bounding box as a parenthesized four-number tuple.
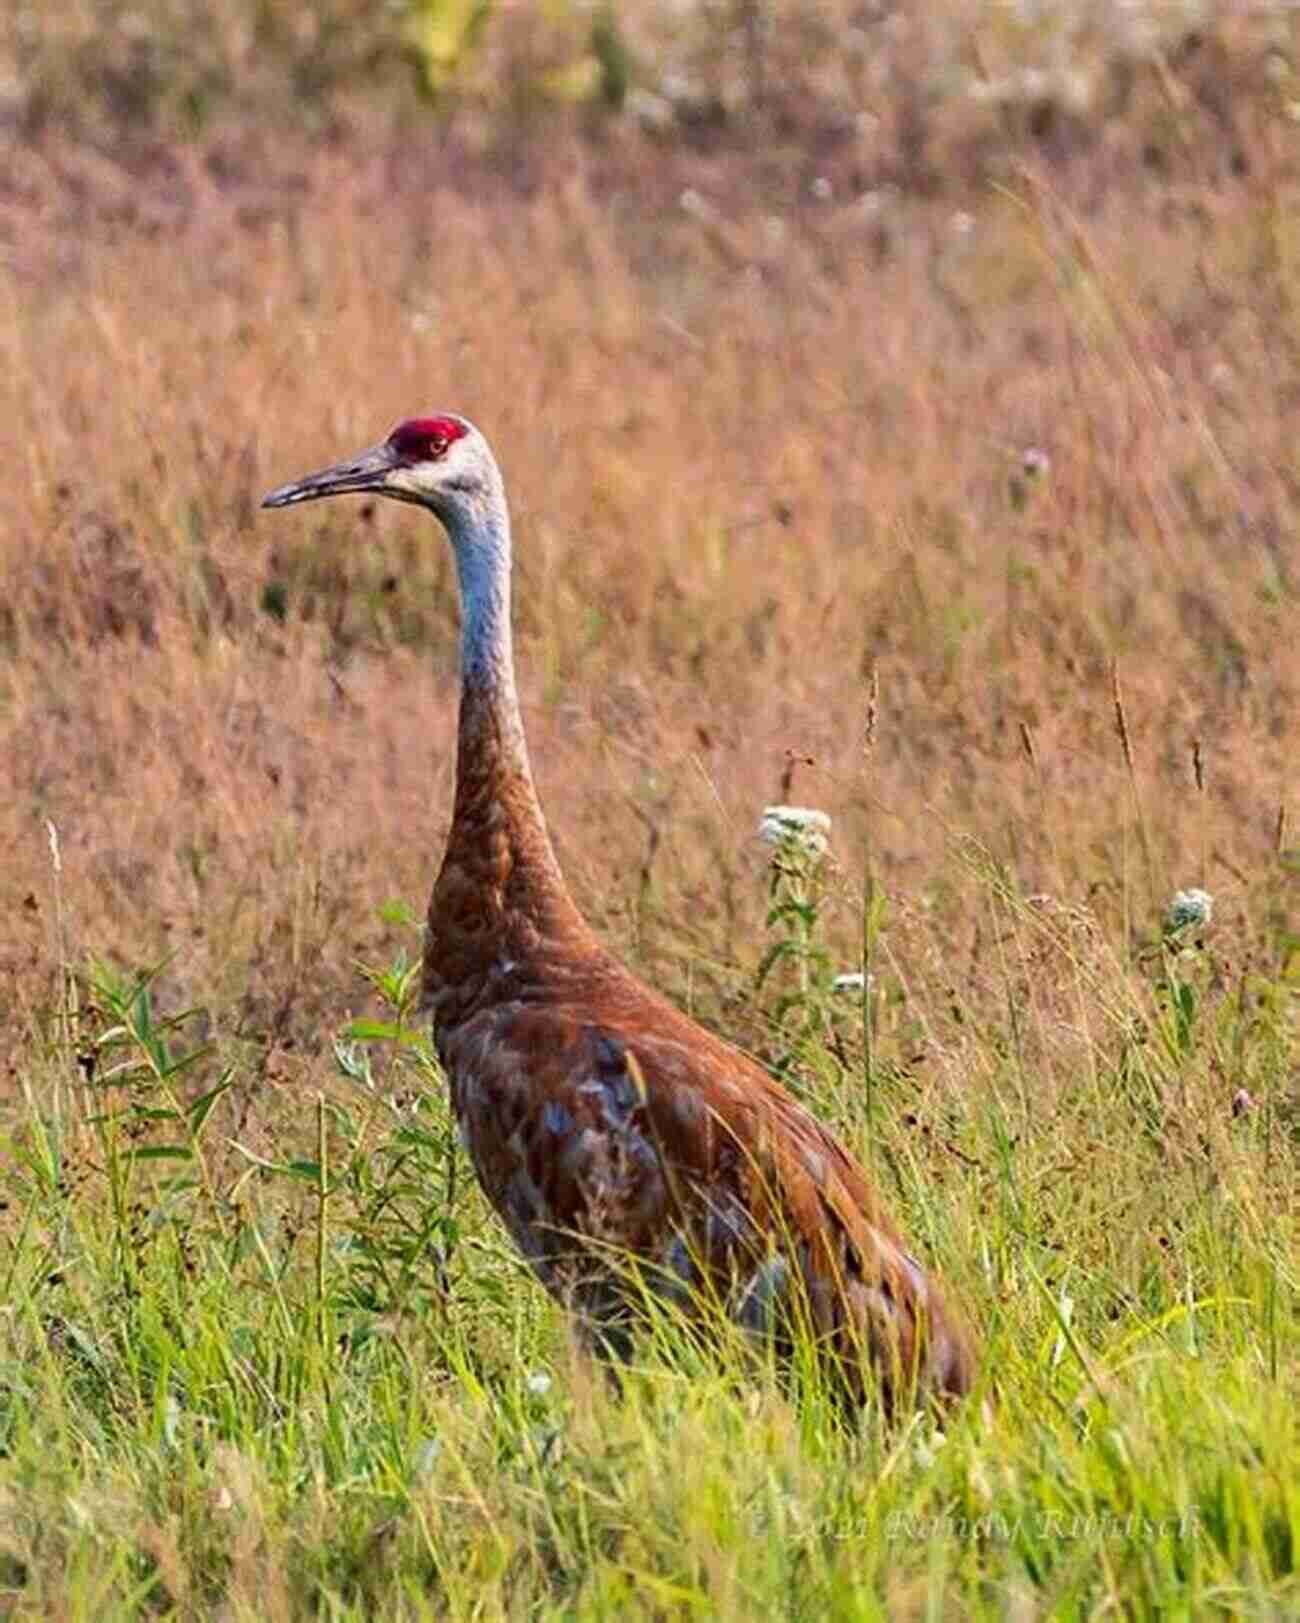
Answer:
(263, 413, 976, 1415)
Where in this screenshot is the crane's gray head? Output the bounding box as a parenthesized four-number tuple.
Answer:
(261, 414, 501, 532)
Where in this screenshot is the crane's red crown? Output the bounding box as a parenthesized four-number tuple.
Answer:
(389, 416, 469, 463)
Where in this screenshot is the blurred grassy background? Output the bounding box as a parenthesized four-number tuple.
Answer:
(1, 0, 1296, 1062)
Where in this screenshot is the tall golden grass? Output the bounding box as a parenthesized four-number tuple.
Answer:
(2, 124, 1295, 1077)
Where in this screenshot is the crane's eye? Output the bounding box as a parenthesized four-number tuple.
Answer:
(390, 416, 466, 463)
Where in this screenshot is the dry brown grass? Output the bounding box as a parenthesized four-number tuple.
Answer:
(2, 131, 1296, 1086)
(0, 7, 1296, 1108)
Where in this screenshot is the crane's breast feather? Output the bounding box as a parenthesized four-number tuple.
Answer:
(444, 1014, 678, 1271)
(443, 1013, 845, 1292)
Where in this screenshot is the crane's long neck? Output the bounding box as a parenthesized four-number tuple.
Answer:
(424, 484, 592, 1019)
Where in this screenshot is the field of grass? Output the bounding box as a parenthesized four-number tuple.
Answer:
(0, 2, 1297, 1616)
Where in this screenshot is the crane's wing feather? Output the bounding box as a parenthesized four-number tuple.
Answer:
(441, 997, 973, 1408)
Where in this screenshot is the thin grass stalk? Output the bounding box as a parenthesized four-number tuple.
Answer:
(1192, 736, 1207, 893)
(861, 665, 879, 1164)
(1111, 658, 1158, 920)
(316, 1090, 331, 1394)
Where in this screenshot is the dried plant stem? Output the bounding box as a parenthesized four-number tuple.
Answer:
(1019, 719, 1066, 895)
(45, 819, 81, 1091)
(316, 1092, 332, 1387)
(1192, 737, 1207, 892)
(861, 665, 880, 1163)
(1111, 660, 1158, 917)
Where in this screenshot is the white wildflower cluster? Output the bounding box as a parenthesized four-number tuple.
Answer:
(1165, 888, 1213, 934)
(757, 806, 831, 858)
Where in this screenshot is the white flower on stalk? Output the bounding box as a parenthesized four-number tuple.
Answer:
(757, 806, 831, 857)
(911, 1427, 947, 1469)
(1166, 888, 1213, 933)
(412, 1438, 442, 1477)
(526, 1372, 552, 1397)
(832, 972, 873, 994)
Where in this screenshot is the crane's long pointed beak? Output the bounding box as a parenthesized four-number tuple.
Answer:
(261, 442, 398, 509)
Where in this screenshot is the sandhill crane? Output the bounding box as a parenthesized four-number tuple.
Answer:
(263, 414, 975, 1415)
